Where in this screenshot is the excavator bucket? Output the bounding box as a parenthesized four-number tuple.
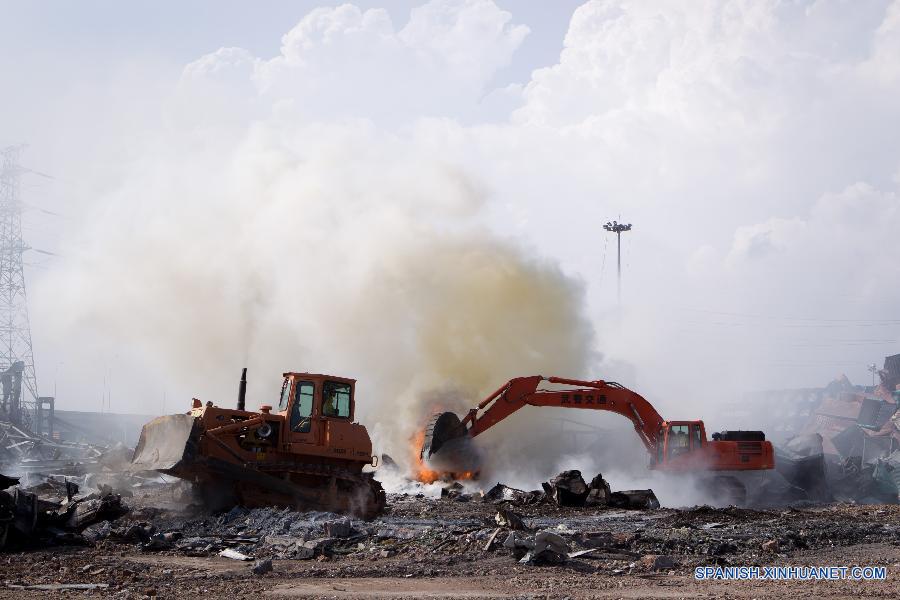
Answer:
(420, 412, 483, 477)
(131, 414, 197, 473)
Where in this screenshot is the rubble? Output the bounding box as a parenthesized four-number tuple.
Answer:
(251, 558, 273, 575)
(609, 489, 661, 509)
(640, 554, 677, 571)
(0, 420, 138, 480)
(483, 483, 543, 505)
(543, 470, 589, 506)
(324, 517, 352, 538)
(502, 531, 533, 560)
(494, 505, 528, 530)
(746, 353, 900, 505)
(520, 530, 569, 565)
(65, 493, 128, 528)
(0, 471, 129, 550)
(585, 473, 611, 506)
(539, 470, 659, 510)
(0, 483, 898, 595)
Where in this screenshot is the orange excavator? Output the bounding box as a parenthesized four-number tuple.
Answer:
(420, 376, 774, 504)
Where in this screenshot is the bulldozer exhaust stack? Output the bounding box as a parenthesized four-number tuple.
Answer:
(237, 367, 247, 411)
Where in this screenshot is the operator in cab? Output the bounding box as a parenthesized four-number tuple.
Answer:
(323, 390, 338, 416)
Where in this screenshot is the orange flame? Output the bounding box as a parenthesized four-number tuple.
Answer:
(411, 429, 443, 484)
(410, 428, 478, 484)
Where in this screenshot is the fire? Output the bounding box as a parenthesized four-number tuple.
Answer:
(411, 429, 442, 483)
(410, 428, 478, 484)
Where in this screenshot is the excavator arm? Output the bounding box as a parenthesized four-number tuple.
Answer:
(458, 375, 666, 454)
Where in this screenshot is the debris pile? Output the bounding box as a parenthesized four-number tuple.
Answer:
(482, 470, 659, 510)
(0, 421, 133, 477)
(0, 472, 129, 549)
(1, 494, 897, 596)
(742, 353, 900, 504)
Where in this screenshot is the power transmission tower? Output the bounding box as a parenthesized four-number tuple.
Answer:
(0, 145, 39, 429)
(603, 219, 632, 305)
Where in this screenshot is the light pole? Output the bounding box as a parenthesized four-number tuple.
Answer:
(868, 363, 878, 387)
(603, 220, 632, 305)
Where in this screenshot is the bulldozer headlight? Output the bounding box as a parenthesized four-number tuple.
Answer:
(257, 422, 273, 439)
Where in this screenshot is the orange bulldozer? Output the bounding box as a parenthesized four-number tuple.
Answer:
(132, 369, 386, 518)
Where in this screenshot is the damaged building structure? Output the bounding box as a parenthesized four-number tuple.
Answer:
(741, 353, 900, 503)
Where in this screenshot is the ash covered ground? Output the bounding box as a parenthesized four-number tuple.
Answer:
(2, 471, 900, 599)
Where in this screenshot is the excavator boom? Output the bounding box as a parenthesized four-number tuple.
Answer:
(459, 376, 664, 453)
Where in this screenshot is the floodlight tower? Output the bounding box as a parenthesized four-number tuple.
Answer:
(603, 220, 632, 305)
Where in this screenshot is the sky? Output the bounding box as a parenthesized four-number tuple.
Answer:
(1, 1, 899, 465)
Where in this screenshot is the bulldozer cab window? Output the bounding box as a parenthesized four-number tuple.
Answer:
(291, 381, 314, 433)
(691, 424, 702, 449)
(322, 381, 351, 418)
(668, 425, 690, 459)
(278, 378, 291, 412)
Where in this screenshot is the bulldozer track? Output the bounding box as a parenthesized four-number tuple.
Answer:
(225, 460, 386, 519)
(254, 461, 378, 483)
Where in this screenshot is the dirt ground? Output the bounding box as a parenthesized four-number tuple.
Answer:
(2, 489, 900, 599)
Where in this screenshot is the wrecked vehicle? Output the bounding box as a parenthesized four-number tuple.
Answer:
(132, 369, 386, 518)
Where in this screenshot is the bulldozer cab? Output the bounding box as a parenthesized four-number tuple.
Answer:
(276, 373, 355, 446)
(655, 420, 706, 467)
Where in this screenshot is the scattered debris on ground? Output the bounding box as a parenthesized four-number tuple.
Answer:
(1, 484, 899, 598)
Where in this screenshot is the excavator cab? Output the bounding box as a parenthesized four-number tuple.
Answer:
(654, 421, 707, 468)
(653, 420, 773, 472)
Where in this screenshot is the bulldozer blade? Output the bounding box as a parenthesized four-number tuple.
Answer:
(421, 411, 483, 477)
(131, 414, 196, 472)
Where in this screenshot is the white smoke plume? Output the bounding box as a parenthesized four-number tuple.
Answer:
(36, 3, 597, 477)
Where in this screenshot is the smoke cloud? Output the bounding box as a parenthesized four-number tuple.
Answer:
(9, 0, 900, 494)
(38, 8, 597, 472)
